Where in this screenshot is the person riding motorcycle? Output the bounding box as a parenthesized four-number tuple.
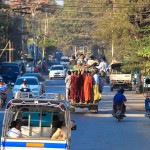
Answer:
(0, 79, 8, 106)
(113, 88, 127, 116)
(20, 79, 30, 91)
(0, 79, 5, 86)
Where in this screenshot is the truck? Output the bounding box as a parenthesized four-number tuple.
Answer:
(1, 93, 75, 150)
(109, 62, 132, 91)
(60, 56, 70, 69)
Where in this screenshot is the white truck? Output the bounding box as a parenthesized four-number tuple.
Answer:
(109, 62, 132, 91)
(60, 56, 70, 68)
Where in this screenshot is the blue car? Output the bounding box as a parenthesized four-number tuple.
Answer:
(0, 62, 21, 84)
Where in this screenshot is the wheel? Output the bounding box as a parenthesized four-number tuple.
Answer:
(50, 77, 52, 80)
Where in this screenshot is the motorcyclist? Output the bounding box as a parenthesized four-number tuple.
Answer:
(20, 79, 30, 91)
(0, 79, 5, 86)
(113, 88, 127, 116)
(0, 79, 8, 105)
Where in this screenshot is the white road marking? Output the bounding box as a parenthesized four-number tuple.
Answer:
(85, 113, 145, 117)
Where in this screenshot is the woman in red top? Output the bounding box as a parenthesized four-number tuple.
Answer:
(70, 71, 79, 103)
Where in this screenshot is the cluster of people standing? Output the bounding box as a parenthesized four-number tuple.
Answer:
(65, 69, 106, 104)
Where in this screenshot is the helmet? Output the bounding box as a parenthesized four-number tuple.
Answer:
(117, 88, 124, 94)
(23, 79, 26, 82)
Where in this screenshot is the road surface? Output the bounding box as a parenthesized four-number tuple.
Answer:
(1, 78, 150, 150)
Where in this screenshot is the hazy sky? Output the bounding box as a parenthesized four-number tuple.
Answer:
(55, 0, 64, 5)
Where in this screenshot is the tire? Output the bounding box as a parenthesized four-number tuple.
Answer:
(50, 77, 52, 80)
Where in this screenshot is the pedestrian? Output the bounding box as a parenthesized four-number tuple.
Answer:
(65, 71, 71, 101)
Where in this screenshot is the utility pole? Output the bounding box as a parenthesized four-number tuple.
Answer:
(0, 40, 14, 62)
(31, 7, 37, 66)
(42, 13, 48, 63)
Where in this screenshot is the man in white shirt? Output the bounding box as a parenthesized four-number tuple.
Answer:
(98, 58, 107, 73)
(7, 121, 22, 138)
(20, 79, 30, 90)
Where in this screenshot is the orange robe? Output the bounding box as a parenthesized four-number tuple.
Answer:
(84, 75, 93, 102)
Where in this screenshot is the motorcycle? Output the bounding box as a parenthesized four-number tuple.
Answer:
(113, 105, 125, 122)
(0, 84, 8, 108)
(20, 87, 31, 92)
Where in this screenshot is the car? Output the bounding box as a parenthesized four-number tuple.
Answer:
(22, 73, 45, 93)
(60, 56, 70, 69)
(0, 62, 22, 84)
(25, 62, 34, 73)
(47, 60, 59, 72)
(12, 76, 43, 97)
(49, 65, 66, 80)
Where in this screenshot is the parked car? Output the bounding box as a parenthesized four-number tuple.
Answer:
(49, 65, 66, 80)
(22, 73, 45, 93)
(47, 61, 59, 72)
(12, 76, 43, 97)
(0, 62, 22, 84)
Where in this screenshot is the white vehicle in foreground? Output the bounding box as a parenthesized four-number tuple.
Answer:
(49, 65, 66, 80)
(1, 93, 75, 150)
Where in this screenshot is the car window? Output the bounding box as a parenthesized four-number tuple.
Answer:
(15, 78, 38, 85)
(0, 65, 20, 73)
(61, 59, 69, 62)
(51, 67, 63, 70)
(23, 74, 42, 82)
(48, 61, 58, 66)
(22, 111, 52, 127)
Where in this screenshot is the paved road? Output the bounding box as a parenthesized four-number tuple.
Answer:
(1, 78, 150, 150)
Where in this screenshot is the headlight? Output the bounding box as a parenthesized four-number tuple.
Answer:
(32, 88, 39, 91)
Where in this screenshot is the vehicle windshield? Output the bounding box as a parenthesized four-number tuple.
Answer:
(48, 61, 58, 66)
(111, 63, 130, 74)
(26, 62, 34, 67)
(61, 59, 69, 62)
(0, 65, 19, 73)
(15, 78, 38, 85)
(23, 74, 42, 82)
(51, 67, 63, 70)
